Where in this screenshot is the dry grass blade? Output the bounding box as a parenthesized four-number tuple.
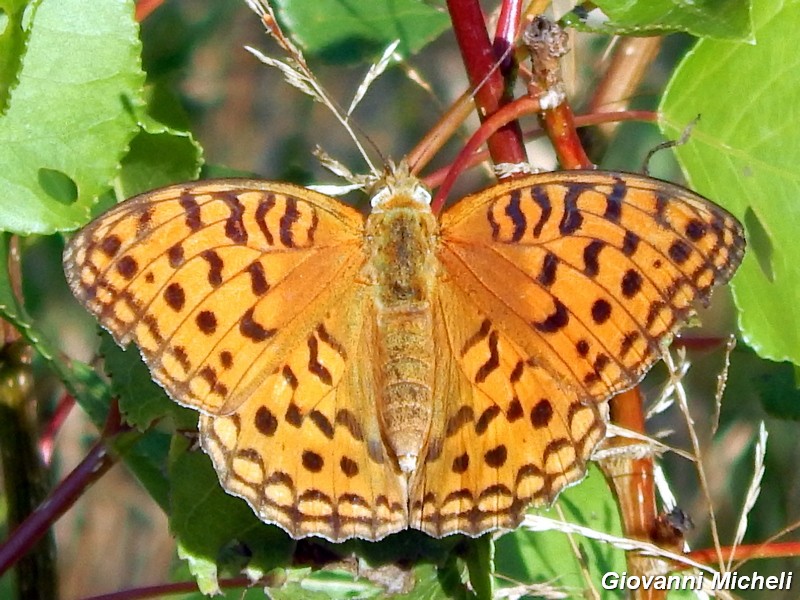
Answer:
(245, 47, 317, 98)
(727, 422, 768, 572)
(243, 0, 378, 175)
(520, 514, 715, 575)
(554, 504, 601, 600)
(712, 335, 736, 436)
(307, 146, 375, 195)
(653, 464, 679, 514)
(493, 571, 573, 600)
(493, 579, 571, 599)
(599, 424, 695, 462)
(348, 40, 401, 116)
(645, 354, 690, 419)
(666, 349, 726, 568)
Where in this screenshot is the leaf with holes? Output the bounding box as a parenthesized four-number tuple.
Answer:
(0, 0, 144, 234)
(661, 0, 800, 366)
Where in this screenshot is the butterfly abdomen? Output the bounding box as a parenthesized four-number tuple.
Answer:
(366, 198, 438, 474)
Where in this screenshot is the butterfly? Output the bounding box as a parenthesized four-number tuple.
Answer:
(63, 166, 744, 541)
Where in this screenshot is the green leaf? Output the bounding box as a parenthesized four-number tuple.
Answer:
(726, 345, 800, 421)
(169, 436, 294, 593)
(118, 83, 204, 198)
(271, 569, 384, 599)
(273, 0, 449, 63)
(109, 428, 172, 511)
(564, 0, 753, 40)
(660, 0, 800, 366)
(100, 332, 196, 431)
(0, 0, 33, 112)
(0, 0, 145, 234)
(494, 465, 625, 597)
(462, 536, 493, 600)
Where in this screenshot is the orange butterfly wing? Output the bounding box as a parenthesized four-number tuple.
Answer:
(65, 180, 363, 415)
(408, 171, 744, 536)
(65, 180, 409, 541)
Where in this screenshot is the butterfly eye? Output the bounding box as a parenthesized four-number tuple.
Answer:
(411, 184, 432, 206)
(370, 181, 431, 209)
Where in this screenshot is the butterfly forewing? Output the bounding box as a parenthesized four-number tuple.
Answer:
(439, 171, 745, 403)
(64, 180, 365, 415)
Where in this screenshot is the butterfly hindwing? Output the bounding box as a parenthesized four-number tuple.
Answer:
(200, 284, 409, 542)
(408, 278, 604, 537)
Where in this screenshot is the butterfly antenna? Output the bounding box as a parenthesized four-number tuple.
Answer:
(472, 42, 517, 104)
(642, 115, 700, 175)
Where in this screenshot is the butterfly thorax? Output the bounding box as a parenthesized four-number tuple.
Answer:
(365, 186, 438, 475)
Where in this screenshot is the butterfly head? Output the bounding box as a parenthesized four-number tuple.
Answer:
(369, 162, 431, 212)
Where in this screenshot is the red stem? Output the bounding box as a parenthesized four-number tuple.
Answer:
(445, 0, 526, 167)
(493, 0, 523, 72)
(541, 103, 593, 169)
(135, 0, 165, 21)
(82, 576, 259, 600)
(431, 95, 542, 213)
(39, 392, 76, 465)
(425, 109, 659, 193)
(688, 541, 800, 566)
(0, 404, 124, 576)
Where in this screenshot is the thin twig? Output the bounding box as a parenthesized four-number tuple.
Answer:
(0, 405, 126, 576)
(665, 350, 726, 569)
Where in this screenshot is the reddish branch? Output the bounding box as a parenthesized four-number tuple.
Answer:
(445, 0, 526, 168)
(0, 403, 126, 576)
(135, 0, 165, 21)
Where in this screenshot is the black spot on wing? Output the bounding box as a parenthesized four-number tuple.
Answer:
(255, 194, 276, 246)
(583, 240, 604, 277)
(240, 307, 275, 341)
(461, 319, 491, 356)
(533, 299, 569, 333)
(621, 269, 643, 298)
(246, 261, 269, 295)
(505, 190, 526, 242)
(537, 252, 558, 287)
(279, 198, 301, 247)
(308, 335, 332, 385)
(180, 190, 202, 231)
(622, 230, 639, 257)
(116, 256, 137, 280)
(591, 299, 611, 324)
(604, 178, 626, 222)
(559, 184, 587, 234)
(100, 235, 121, 257)
(530, 186, 552, 238)
(222, 192, 248, 243)
(168, 243, 184, 267)
(201, 249, 223, 287)
(164, 283, 185, 311)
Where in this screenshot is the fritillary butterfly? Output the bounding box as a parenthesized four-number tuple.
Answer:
(63, 167, 744, 541)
